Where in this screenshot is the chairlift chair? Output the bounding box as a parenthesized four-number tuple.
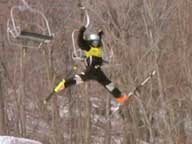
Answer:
(7, 0, 54, 48)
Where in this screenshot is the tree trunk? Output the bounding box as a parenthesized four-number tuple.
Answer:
(0, 66, 5, 134)
(83, 84, 91, 144)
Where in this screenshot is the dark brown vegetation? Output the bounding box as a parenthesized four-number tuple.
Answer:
(0, 0, 192, 144)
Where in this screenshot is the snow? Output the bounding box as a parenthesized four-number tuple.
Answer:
(0, 136, 42, 144)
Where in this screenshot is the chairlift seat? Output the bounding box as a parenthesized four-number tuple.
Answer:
(17, 31, 53, 43)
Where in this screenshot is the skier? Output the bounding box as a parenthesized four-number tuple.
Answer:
(44, 26, 129, 106)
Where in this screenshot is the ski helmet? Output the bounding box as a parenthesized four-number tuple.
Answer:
(86, 33, 101, 46)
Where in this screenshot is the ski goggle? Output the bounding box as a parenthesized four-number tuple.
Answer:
(91, 40, 100, 46)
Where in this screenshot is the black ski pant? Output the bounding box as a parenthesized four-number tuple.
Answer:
(64, 66, 122, 98)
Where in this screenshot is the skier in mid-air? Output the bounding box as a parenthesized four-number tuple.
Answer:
(44, 26, 129, 106)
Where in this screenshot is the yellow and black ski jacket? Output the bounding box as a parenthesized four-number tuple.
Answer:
(78, 26, 104, 67)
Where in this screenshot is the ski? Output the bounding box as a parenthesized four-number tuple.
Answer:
(108, 70, 156, 120)
(128, 70, 156, 97)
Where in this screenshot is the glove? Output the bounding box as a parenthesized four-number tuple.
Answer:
(98, 30, 104, 36)
(79, 26, 86, 32)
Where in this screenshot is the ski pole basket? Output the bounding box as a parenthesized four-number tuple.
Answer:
(7, 0, 54, 48)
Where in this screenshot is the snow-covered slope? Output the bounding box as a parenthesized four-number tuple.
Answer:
(0, 136, 42, 144)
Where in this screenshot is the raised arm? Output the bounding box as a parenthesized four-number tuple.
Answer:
(77, 26, 90, 50)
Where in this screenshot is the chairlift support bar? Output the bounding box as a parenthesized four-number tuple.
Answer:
(79, 4, 90, 28)
(101, 39, 114, 62)
(72, 29, 84, 60)
(72, 5, 90, 60)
